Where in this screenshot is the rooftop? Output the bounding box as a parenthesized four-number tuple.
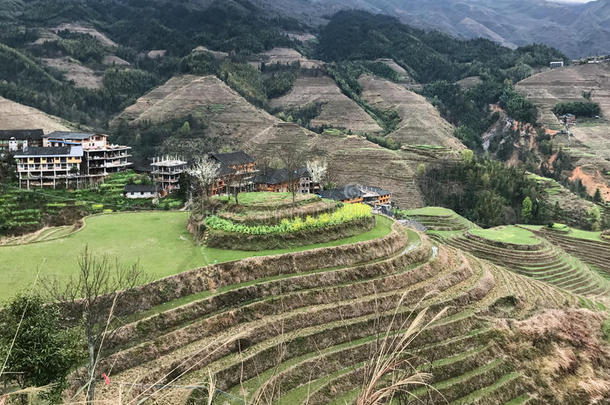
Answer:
(319, 185, 391, 201)
(14, 145, 83, 158)
(124, 184, 158, 193)
(210, 151, 255, 166)
(0, 129, 44, 141)
(319, 187, 363, 201)
(45, 131, 106, 140)
(256, 167, 310, 185)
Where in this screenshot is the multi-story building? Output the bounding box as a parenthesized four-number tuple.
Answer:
(14, 146, 83, 189)
(0, 129, 44, 152)
(44, 131, 131, 180)
(210, 151, 258, 195)
(151, 156, 187, 195)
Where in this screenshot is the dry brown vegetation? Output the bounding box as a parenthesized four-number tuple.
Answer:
(497, 309, 610, 404)
(41, 57, 103, 89)
(269, 73, 383, 134)
(359, 74, 463, 150)
(0, 96, 73, 133)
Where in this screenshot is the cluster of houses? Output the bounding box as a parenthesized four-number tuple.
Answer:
(125, 150, 392, 208)
(1, 129, 392, 208)
(0, 129, 131, 189)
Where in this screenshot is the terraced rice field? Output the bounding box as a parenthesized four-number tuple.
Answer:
(529, 227, 610, 278)
(396, 209, 610, 302)
(81, 221, 580, 404)
(397, 206, 479, 232)
(436, 228, 610, 300)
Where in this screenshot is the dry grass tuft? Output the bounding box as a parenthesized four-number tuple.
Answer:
(356, 291, 448, 405)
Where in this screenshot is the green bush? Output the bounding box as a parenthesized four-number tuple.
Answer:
(553, 101, 601, 117)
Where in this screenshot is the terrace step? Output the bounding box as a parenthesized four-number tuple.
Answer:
(96, 248, 481, 402)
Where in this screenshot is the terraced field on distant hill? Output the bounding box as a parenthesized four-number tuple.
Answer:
(359, 75, 463, 150)
(516, 62, 610, 200)
(399, 208, 610, 302)
(526, 225, 610, 279)
(269, 73, 383, 134)
(62, 212, 610, 404)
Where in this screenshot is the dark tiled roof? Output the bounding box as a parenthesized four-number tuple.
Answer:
(363, 185, 391, 196)
(319, 187, 363, 201)
(15, 146, 72, 156)
(0, 129, 44, 141)
(219, 164, 236, 176)
(210, 151, 255, 166)
(46, 131, 102, 140)
(124, 184, 157, 193)
(255, 168, 290, 185)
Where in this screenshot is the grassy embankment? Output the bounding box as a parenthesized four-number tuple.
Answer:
(0, 211, 393, 300)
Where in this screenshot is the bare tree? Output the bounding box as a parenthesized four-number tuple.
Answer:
(306, 159, 328, 192)
(46, 247, 145, 404)
(186, 158, 221, 216)
(279, 144, 306, 207)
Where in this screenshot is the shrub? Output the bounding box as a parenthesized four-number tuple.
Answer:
(553, 101, 601, 118)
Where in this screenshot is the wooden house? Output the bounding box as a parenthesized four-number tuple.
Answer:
(210, 151, 258, 195)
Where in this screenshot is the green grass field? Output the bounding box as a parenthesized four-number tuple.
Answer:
(399, 207, 458, 216)
(0, 212, 393, 301)
(213, 192, 315, 206)
(521, 224, 605, 242)
(470, 226, 540, 245)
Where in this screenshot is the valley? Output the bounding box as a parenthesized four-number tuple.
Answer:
(0, 1, 609, 404)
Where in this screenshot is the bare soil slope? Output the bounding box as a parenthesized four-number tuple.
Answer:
(41, 57, 103, 89)
(0, 96, 72, 133)
(115, 74, 426, 207)
(269, 73, 384, 135)
(359, 75, 463, 150)
(517, 63, 610, 199)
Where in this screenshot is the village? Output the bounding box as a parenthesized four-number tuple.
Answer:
(0, 128, 392, 208)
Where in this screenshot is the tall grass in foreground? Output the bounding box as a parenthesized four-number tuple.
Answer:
(358, 292, 448, 405)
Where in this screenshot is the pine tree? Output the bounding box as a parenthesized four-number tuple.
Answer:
(593, 188, 603, 203)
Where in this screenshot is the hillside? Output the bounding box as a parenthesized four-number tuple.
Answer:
(358, 74, 463, 149)
(115, 74, 428, 207)
(59, 217, 609, 404)
(0, 96, 72, 133)
(516, 62, 610, 200)
(269, 73, 384, 134)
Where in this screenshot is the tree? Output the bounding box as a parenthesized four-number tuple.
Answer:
(593, 188, 603, 203)
(46, 248, 145, 404)
(186, 158, 221, 216)
(0, 293, 82, 403)
(587, 206, 602, 231)
(178, 121, 191, 137)
(521, 197, 533, 224)
(306, 159, 328, 191)
(279, 144, 307, 207)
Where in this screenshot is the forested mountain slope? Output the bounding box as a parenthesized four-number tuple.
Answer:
(253, 0, 610, 58)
